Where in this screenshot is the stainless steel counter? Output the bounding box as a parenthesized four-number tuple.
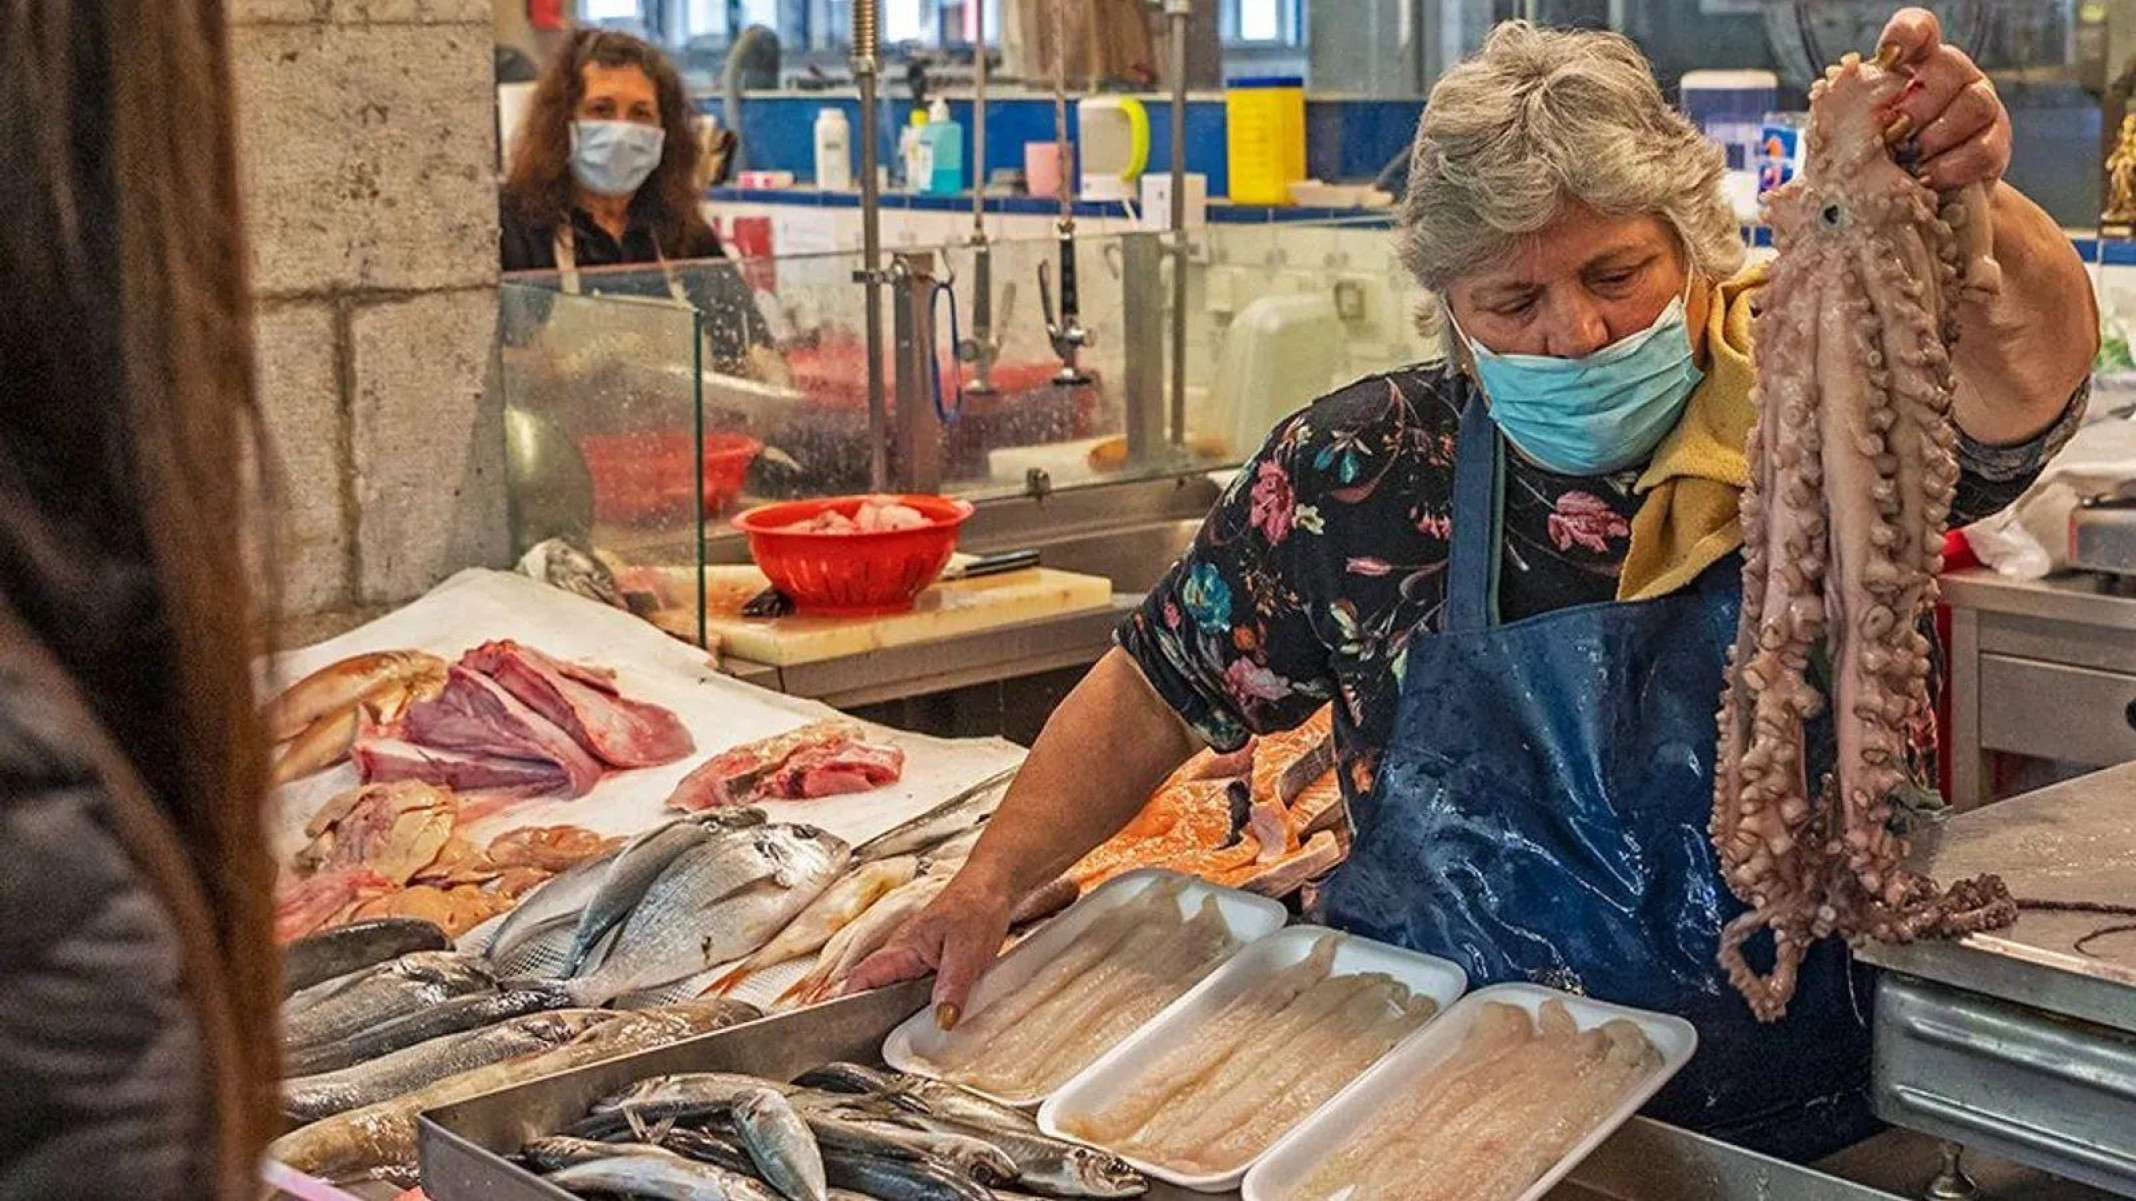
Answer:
(1858, 761, 2136, 1196)
(1941, 569, 2136, 807)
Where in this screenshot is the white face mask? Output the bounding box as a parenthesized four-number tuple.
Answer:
(570, 120, 665, 197)
(1453, 287, 1705, 475)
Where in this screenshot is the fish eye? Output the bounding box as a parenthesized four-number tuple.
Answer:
(1820, 204, 1843, 228)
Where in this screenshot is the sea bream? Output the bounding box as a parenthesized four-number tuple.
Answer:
(567, 823, 851, 1006)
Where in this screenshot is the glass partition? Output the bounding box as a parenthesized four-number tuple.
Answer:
(497, 216, 1440, 645)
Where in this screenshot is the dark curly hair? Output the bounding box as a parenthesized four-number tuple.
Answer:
(502, 29, 717, 257)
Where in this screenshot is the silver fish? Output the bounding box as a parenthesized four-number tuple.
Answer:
(547, 1151, 785, 1201)
(896, 1113, 1146, 1198)
(283, 918, 448, 996)
(819, 1148, 994, 1201)
(562, 818, 723, 975)
(269, 1000, 755, 1186)
(281, 1009, 617, 1122)
(281, 951, 496, 1050)
(879, 1074, 1039, 1134)
(483, 850, 620, 962)
(594, 1072, 798, 1116)
(570, 825, 850, 1006)
(734, 1087, 828, 1201)
(802, 1111, 1017, 1185)
(283, 983, 573, 1076)
(852, 769, 1012, 863)
(523, 1134, 665, 1172)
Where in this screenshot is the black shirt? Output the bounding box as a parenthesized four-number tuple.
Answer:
(499, 204, 771, 370)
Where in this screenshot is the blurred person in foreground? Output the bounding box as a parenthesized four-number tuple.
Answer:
(0, 1, 280, 1197)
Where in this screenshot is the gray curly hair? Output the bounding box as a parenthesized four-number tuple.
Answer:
(1398, 22, 1744, 310)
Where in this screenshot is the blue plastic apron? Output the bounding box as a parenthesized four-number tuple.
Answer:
(1317, 392, 1877, 1160)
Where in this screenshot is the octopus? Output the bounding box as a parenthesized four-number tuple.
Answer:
(1712, 48, 2016, 1022)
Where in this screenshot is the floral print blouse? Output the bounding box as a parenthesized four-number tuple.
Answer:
(1118, 362, 2085, 809)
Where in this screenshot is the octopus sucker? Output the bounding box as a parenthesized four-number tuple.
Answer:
(1711, 51, 2015, 1021)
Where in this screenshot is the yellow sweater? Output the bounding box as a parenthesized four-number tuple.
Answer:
(1618, 264, 1765, 601)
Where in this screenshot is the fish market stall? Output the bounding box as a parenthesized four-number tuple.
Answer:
(1858, 760, 2136, 1197)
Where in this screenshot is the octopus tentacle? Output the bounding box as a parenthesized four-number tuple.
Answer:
(1711, 51, 2015, 1021)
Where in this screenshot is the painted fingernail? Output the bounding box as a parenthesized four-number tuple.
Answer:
(1875, 42, 1903, 69)
(936, 1003, 961, 1030)
(1883, 113, 1915, 144)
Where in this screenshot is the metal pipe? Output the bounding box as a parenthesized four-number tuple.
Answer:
(966, 0, 999, 395)
(854, 0, 889, 490)
(1041, 0, 1091, 385)
(1165, 0, 1190, 447)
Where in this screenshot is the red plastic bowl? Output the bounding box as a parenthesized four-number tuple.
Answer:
(579, 431, 761, 524)
(732, 494, 975, 615)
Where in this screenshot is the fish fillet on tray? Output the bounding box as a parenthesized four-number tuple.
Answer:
(1041, 926, 1466, 1191)
(883, 869, 1286, 1107)
(1242, 984, 1696, 1201)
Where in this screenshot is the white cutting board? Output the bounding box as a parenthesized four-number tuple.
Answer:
(699, 557, 1115, 667)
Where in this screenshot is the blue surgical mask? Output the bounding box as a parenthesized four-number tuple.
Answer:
(1459, 293, 1704, 475)
(569, 120, 666, 197)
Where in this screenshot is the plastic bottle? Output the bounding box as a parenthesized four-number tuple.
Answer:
(814, 107, 852, 191)
(920, 98, 964, 197)
(901, 107, 930, 191)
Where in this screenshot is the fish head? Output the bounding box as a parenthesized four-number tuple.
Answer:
(1766, 52, 1933, 255)
(1068, 1147, 1150, 1196)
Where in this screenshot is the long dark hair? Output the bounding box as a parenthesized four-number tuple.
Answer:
(502, 29, 717, 256)
(0, 0, 279, 1189)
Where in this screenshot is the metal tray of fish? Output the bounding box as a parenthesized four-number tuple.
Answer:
(881, 869, 1290, 1110)
(419, 982, 931, 1200)
(1241, 982, 1698, 1201)
(1040, 926, 1469, 1193)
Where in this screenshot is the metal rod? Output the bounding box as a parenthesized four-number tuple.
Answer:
(967, 0, 998, 395)
(854, 0, 888, 490)
(1166, 0, 1190, 447)
(1042, 0, 1090, 385)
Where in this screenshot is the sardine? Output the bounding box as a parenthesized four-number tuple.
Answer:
(281, 1009, 617, 1122)
(281, 951, 496, 1050)
(711, 856, 921, 994)
(594, 1072, 798, 1116)
(891, 1114, 1146, 1198)
(819, 1148, 995, 1201)
(802, 1112, 1017, 1186)
(283, 982, 574, 1076)
(523, 1134, 667, 1172)
(547, 1151, 785, 1200)
(269, 1000, 754, 1186)
(791, 1062, 898, 1095)
(570, 825, 850, 1006)
(880, 1075, 1040, 1134)
(734, 1087, 828, 1201)
(282, 917, 448, 996)
(852, 768, 1013, 863)
(651, 1126, 759, 1175)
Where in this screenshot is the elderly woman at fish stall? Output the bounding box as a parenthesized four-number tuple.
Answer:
(500, 29, 781, 380)
(847, 9, 2096, 1160)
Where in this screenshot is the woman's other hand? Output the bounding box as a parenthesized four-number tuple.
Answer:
(1878, 7, 2010, 193)
(841, 867, 1014, 1030)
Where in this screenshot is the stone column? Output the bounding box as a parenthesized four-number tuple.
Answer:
(231, 0, 506, 637)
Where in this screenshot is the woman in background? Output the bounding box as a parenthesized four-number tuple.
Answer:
(0, 2, 280, 1197)
(500, 28, 774, 374)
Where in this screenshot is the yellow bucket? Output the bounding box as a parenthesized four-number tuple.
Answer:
(1225, 76, 1305, 205)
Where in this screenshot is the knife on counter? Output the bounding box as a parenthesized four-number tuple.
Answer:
(740, 548, 1043, 618)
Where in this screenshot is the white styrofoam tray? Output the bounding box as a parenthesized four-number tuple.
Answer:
(881, 868, 1287, 1108)
(1240, 982, 1698, 1201)
(1038, 925, 1469, 1193)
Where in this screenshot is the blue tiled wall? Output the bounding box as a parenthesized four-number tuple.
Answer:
(702, 93, 1425, 198)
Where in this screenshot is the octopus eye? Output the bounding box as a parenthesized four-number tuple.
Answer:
(1820, 204, 1844, 228)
